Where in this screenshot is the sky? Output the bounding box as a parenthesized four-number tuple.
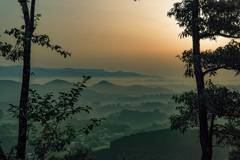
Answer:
(0, 0, 232, 78)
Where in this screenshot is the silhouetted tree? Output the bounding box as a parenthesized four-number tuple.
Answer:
(0, 1, 70, 159)
(7, 76, 104, 159)
(171, 80, 240, 149)
(168, 1, 240, 159)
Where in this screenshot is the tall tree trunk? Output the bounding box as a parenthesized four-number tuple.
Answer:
(16, 42, 31, 160)
(16, 1, 35, 159)
(192, 0, 212, 160)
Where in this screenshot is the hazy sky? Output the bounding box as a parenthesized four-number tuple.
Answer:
(0, 0, 231, 77)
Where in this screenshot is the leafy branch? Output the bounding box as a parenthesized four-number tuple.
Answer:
(178, 40, 240, 78)
(0, 26, 71, 62)
(8, 76, 104, 159)
(170, 81, 240, 148)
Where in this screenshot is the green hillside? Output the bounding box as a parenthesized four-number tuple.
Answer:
(107, 109, 168, 128)
(90, 129, 228, 160)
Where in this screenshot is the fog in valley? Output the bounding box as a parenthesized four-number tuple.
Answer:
(0, 66, 237, 159)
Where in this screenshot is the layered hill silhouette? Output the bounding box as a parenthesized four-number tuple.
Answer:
(0, 79, 174, 101)
(0, 65, 162, 78)
(89, 80, 174, 96)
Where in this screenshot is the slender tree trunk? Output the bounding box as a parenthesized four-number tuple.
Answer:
(16, 1, 35, 159)
(16, 24, 31, 159)
(192, 0, 212, 160)
(16, 41, 31, 160)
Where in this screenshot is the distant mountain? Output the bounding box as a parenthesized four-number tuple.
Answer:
(0, 65, 161, 78)
(0, 79, 174, 103)
(89, 80, 174, 96)
(97, 80, 115, 86)
(0, 79, 75, 102)
(43, 79, 72, 86)
(30, 79, 75, 96)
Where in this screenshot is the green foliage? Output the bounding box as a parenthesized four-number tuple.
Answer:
(168, 0, 240, 159)
(170, 80, 240, 147)
(170, 91, 198, 133)
(228, 147, 240, 160)
(0, 26, 71, 62)
(8, 76, 105, 159)
(177, 40, 240, 78)
(167, 0, 240, 39)
(0, 1, 72, 159)
(91, 129, 228, 160)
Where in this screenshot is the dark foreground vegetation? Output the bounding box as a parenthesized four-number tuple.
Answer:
(90, 130, 228, 160)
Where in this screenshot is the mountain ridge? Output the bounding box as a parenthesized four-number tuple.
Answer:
(0, 65, 162, 78)
(89, 80, 175, 96)
(0, 79, 174, 101)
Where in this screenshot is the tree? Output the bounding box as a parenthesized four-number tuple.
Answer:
(0, 1, 70, 159)
(168, 1, 240, 160)
(7, 76, 104, 160)
(170, 40, 240, 159)
(170, 80, 240, 159)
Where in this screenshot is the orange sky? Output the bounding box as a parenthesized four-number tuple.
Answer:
(0, 0, 230, 77)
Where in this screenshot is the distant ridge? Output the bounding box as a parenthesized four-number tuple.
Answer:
(44, 79, 71, 85)
(95, 80, 115, 86)
(0, 65, 162, 78)
(89, 80, 174, 96)
(0, 79, 173, 101)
